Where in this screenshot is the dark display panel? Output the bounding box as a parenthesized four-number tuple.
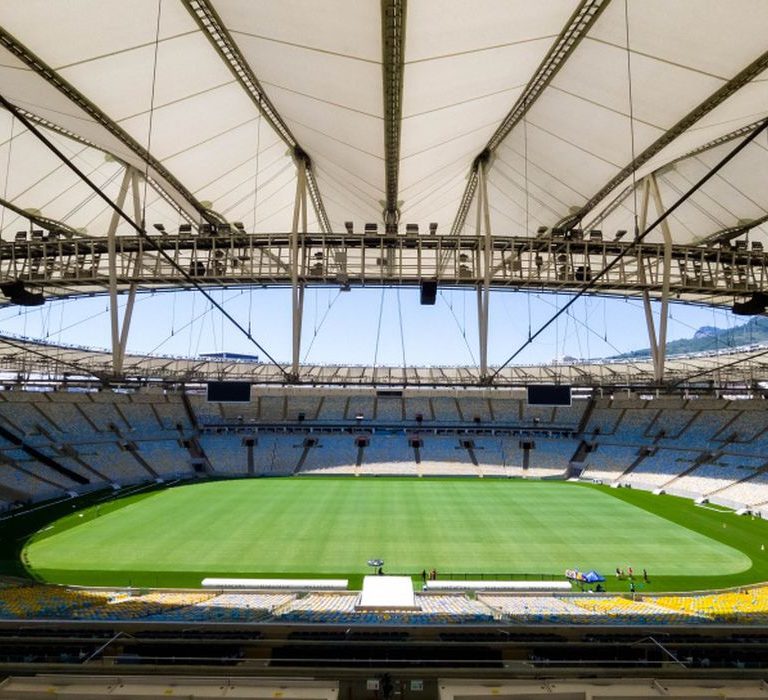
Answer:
(526, 384, 572, 406)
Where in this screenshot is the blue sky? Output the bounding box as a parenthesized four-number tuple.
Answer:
(0, 286, 740, 368)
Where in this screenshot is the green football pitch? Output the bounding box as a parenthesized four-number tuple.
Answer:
(21, 478, 768, 591)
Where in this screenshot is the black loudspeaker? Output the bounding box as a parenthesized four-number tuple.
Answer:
(732, 292, 768, 316)
(420, 280, 437, 305)
(0, 280, 44, 306)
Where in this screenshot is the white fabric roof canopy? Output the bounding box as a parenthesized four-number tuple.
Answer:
(0, 0, 765, 246)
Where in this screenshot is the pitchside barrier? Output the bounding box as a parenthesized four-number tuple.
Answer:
(201, 577, 348, 590)
(425, 580, 572, 592)
(424, 572, 563, 581)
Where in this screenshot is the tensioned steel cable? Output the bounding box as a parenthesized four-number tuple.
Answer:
(140, 0, 163, 229)
(623, 0, 640, 237)
(0, 93, 290, 378)
(671, 341, 768, 387)
(489, 116, 768, 381)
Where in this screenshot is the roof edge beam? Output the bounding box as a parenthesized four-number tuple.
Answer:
(0, 27, 223, 227)
(0, 92, 291, 378)
(181, 0, 331, 233)
(0, 196, 82, 238)
(381, 0, 407, 232)
(699, 212, 768, 246)
(560, 49, 768, 230)
(586, 116, 768, 229)
(450, 0, 611, 235)
(6, 109, 198, 225)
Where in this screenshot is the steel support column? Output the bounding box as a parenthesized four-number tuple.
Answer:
(290, 159, 308, 380)
(107, 167, 142, 377)
(638, 178, 659, 371)
(650, 173, 673, 383)
(476, 161, 492, 381)
(107, 168, 132, 377)
(116, 170, 144, 374)
(639, 175, 672, 383)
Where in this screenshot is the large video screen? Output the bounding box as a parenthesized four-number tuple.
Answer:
(206, 381, 252, 403)
(526, 384, 572, 406)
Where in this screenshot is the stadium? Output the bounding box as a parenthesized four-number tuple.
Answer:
(0, 0, 767, 698)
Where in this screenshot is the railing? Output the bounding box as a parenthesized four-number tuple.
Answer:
(0, 232, 765, 302)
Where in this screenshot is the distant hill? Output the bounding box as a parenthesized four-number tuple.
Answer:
(611, 315, 768, 360)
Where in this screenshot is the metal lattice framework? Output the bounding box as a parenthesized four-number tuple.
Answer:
(0, 2, 767, 387)
(0, 329, 766, 389)
(1, 231, 765, 304)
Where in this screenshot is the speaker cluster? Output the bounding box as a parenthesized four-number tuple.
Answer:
(420, 280, 437, 305)
(732, 291, 768, 315)
(0, 281, 44, 306)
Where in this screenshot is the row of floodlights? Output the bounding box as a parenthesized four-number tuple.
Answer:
(153, 222, 246, 235)
(536, 226, 764, 251)
(4, 223, 610, 241)
(536, 226, 617, 241)
(153, 222, 443, 236)
(346, 222, 439, 235)
(12, 222, 762, 250)
(11, 221, 441, 239)
(14, 229, 64, 242)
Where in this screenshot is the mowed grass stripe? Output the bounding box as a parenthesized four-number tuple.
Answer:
(24, 479, 750, 586)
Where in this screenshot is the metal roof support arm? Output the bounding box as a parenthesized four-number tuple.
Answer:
(0, 26, 223, 227)
(0, 197, 81, 239)
(4, 106, 197, 228)
(450, 0, 611, 236)
(0, 93, 290, 378)
(490, 116, 768, 379)
(585, 118, 768, 231)
(181, 0, 331, 233)
(560, 49, 768, 230)
(381, 0, 407, 232)
(700, 211, 768, 247)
